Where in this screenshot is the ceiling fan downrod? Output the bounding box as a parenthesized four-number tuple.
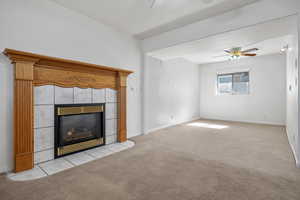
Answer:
(148, 0, 156, 8)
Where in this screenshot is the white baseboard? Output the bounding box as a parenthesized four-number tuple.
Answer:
(199, 117, 285, 126)
(290, 144, 300, 168)
(145, 117, 284, 135)
(127, 132, 142, 138)
(145, 117, 200, 134)
(286, 129, 300, 168)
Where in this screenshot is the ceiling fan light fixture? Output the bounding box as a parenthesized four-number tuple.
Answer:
(229, 55, 240, 60)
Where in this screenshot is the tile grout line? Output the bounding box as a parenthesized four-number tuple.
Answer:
(65, 157, 85, 166)
(84, 149, 103, 158)
(64, 152, 95, 166)
(53, 85, 55, 105)
(34, 126, 54, 130)
(34, 104, 54, 106)
(35, 156, 55, 165)
(63, 157, 76, 167)
(79, 151, 96, 159)
(34, 147, 54, 154)
(37, 164, 49, 176)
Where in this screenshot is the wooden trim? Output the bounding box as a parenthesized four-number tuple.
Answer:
(15, 62, 34, 80)
(4, 49, 133, 74)
(3, 49, 133, 172)
(117, 72, 128, 142)
(14, 78, 34, 172)
(33, 65, 118, 89)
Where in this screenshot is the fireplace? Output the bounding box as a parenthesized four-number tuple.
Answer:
(4, 49, 132, 172)
(54, 104, 105, 158)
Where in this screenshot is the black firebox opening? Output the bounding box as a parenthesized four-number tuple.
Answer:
(54, 103, 105, 158)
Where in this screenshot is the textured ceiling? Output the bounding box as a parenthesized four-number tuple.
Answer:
(50, 0, 259, 39)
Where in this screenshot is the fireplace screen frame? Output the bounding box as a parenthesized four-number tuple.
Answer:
(54, 103, 105, 158)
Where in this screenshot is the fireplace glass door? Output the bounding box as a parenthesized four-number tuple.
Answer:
(55, 104, 105, 158)
(59, 113, 100, 145)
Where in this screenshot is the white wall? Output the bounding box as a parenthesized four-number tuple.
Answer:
(144, 57, 200, 133)
(0, 0, 142, 173)
(199, 54, 286, 125)
(286, 33, 300, 167)
(298, 17, 300, 167)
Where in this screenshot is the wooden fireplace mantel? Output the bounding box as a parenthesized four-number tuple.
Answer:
(3, 48, 133, 172)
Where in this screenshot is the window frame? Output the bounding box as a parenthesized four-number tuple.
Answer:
(216, 71, 250, 96)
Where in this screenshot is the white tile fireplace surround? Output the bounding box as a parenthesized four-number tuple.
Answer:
(34, 85, 118, 165)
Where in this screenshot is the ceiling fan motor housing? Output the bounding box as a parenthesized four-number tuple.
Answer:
(231, 47, 242, 56)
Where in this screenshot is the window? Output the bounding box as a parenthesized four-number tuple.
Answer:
(217, 72, 249, 95)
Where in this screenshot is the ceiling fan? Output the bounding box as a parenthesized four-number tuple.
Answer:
(215, 47, 259, 60)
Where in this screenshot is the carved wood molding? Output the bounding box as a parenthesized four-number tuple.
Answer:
(3, 49, 133, 172)
(33, 65, 118, 89)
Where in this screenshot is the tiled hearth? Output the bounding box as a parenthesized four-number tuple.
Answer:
(34, 85, 118, 164)
(7, 140, 135, 181)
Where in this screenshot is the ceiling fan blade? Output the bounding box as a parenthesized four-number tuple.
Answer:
(242, 53, 257, 56)
(241, 48, 259, 53)
(224, 50, 231, 53)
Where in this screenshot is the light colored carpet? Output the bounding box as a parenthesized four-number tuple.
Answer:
(0, 119, 299, 200)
